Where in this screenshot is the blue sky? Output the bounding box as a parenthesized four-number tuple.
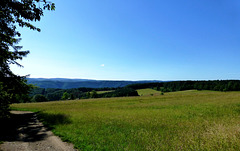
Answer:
(11, 0, 240, 80)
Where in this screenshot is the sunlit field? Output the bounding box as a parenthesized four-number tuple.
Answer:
(137, 88, 162, 96)
(11, 90, 240, 150)
(96, 90, 113, 94)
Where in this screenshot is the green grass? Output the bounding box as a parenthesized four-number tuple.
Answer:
(11, 90, 240, 150)
(96, 90, 113, 94)
(137, 88, 162, 96)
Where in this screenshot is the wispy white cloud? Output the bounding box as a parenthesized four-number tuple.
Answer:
(100, 64, 105, 67)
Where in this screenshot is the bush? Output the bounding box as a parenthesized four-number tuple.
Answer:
(61, 92, 70, 100)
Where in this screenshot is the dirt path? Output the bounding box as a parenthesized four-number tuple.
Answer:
(0, 111, 77, 151)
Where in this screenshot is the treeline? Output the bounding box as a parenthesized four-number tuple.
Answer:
(29, 87, 116, 102)
(162, 80, 240, 92)
(26, 87, 139, 103)
(127, 80, 240, 92)
(126, 82, 163, 90)
(98, 87, 138, 98)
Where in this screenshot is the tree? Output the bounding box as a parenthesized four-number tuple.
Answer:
(86, 92, 90, 98)
(90, 90, 98, 98)
(0, 0, 55, 119)
(70, 93, 75, 100)
(0, 83, 11, 119)
(61, 92, 70, 100)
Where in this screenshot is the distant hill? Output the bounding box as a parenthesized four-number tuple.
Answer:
(27, 78, 162, 89)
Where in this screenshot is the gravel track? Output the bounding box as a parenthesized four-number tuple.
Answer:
(0, 111, 77, 151)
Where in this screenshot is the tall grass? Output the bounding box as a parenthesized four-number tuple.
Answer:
(12, 90, 240, 150)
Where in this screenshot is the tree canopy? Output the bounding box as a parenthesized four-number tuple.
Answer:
(0, 0, 55, 119)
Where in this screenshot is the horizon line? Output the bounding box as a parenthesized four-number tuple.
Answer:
(27, 77, 240, 81)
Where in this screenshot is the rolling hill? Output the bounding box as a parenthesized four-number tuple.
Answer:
(27, 78, 161, 89)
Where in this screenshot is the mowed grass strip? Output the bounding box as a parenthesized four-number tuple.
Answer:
(11, 91, 240, 150)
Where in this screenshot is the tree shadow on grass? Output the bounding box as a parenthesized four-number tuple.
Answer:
(0, 111, 71, 143)
(37, 112, 72, 129)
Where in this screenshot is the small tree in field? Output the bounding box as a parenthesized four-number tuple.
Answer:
(61, 92, 70, 100)
(90, 90, 98, 98)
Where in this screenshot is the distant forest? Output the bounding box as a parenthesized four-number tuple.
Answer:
(27, 87, 139, 103)
(18, 80, 240, 103)
(27, 78, 160, 89)
(127, 80, 240, 92)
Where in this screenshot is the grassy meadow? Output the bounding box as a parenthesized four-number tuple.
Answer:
(96, 90, 113, 94)
(137, 88, 163, 96)
(11, 90, 240, 150)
